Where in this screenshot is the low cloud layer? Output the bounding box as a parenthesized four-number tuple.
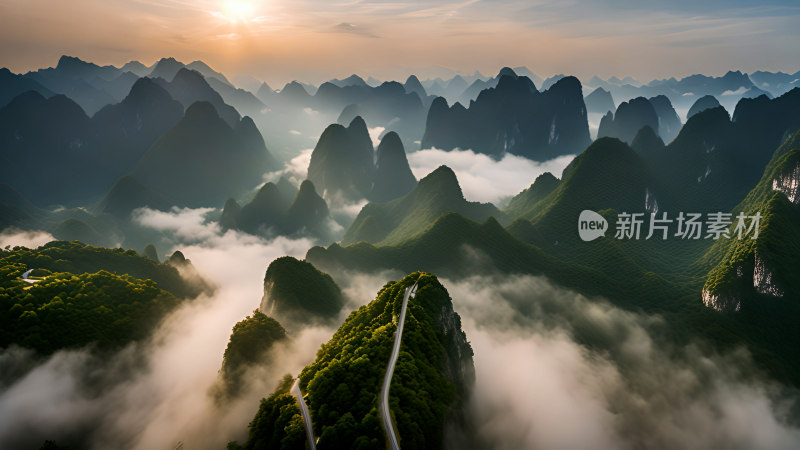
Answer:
(264, 148, 313, 188)
(0, 228, 55, 249)
(0, 209, 334, 449)
(445, 273, 800, 450)
(408, 148, 575, 205)
(3, 213, 800, 449)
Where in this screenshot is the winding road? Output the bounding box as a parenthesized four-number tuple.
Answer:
(22, 269, 38, 284)
(291, 378, 316, 450)
(379, 281, 418, 450)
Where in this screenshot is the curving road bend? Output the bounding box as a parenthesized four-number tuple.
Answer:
(380, 281, 418, 450)
(22, 269, 38, 284)
(291, 378, 316, 450)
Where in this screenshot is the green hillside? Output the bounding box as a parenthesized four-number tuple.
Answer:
(260, 256, 344, 327)
(231, 272, 474, 449)
(214, 310, 287, 400)
(343, 165, 506, 246)
(0, 244, 193, 353)
(0, 240, 205, 299)
(700, 131, 800, 309)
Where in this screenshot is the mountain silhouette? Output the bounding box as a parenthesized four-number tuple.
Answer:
(307, 116, 375, 200)
(422, 74, 590, 161)
(91, 77, 185, 184)
(687, 95, 721, 119)
(132, 101, 276, 207)
(0, 91, 93, 205)
(648, 95, 682, 142)
(234, 182, 288, 234)
(0, 68, 54, 108)
(284, 180, 330, 236)
(153, 68, 241, 127)
(370, 131, 418, 202)
(96, 175, 172, 219)
(598, 97, 660, 144)
(584, 87, 615, 114)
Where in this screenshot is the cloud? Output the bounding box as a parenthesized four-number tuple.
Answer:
(721, 86, 749, 96)
(443, 273, 800, 450)
(408, 148, 575, 205)
(0, 208, 327, 449)
(330, 22, 380, 38)
(0, 228, 56, 249)
(131, 207, 218, 243)
(264, 148, 313, 187)
(368, 126, 385, 148)
(2, 217, 800, 449)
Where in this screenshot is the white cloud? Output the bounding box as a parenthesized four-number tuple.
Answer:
(408, 148, 575, 205)
(131, 207, 219, 243)
(264, 148, 313, 187)
(445, 273, 800, 450)
(721, 86, 748, 96)
(0, 208, 327, 449)
(0, 228, 56, 249)
(368, 126, 385, 148)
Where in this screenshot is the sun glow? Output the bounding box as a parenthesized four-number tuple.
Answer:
(222, 1, 256, 22)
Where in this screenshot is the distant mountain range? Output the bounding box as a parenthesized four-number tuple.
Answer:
(421, 69, 591, 160)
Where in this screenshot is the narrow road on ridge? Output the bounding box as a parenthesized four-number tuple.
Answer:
(379, 281, 418, 450)
(291, 378, 316, 450)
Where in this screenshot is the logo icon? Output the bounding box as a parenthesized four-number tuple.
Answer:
(578, 210, 608, 241)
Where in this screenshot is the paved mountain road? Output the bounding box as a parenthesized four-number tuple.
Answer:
(379, 281, 418, 450)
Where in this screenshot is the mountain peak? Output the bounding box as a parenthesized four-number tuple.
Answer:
(172, 67, 204, 84)
(547, 75, 582, 94)
(150, 57, 185, 81)
(184, 101, 219, 121)
(497, 67, 517, 78)
(687, 95, 721, 119)
(347, 115, 368, 133)
(405, 74, 421, 85)
(418, 165, 463, 199)
(631, 125, 665, 154)
(371, 131, 417, 202)
(124, 77, 172, 104)
(342, 74, 367, 85)
(56, 55, 87, 70)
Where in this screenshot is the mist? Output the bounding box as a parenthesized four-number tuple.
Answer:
(3, 212, 800, 449)
(0, 228, 56, 249)
(408, 148, 575, 205)
(443, 273, 800, 450)
(0, 208, 346, 449)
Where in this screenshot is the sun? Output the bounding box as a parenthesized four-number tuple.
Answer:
(222, 1, 256, 22)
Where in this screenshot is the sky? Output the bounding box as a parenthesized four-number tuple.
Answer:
(0, 0, 799, 85)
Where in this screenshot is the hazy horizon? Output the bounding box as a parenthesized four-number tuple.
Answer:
(2, 0, 799, 87)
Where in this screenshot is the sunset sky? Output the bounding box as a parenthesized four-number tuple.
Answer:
(1, 0, 798, 85)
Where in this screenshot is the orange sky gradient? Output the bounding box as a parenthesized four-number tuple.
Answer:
(1, 0, 798, 86)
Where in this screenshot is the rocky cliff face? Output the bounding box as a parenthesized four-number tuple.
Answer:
(753, 251, 785, 298)
(772, 161, 800, 205)
(702, 288, 741, 312)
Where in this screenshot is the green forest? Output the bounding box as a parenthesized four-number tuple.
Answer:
(0, 241, 197, 353)
(230, 272, 473, 450)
